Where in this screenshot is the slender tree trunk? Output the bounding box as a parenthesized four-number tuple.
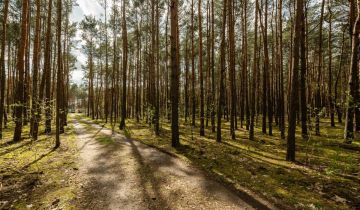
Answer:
(210, 0, 216, 133)
(104, 0, 109, 123)
(154, 0, 160, 135)
(31, 0, 41, 140)
(299, 0, 308, 139)
(250, 0, 258, 141)
(55, 0, 63, 148)
(217, 0, 227, 143)
(287, 0, 303, 161)
(335, 29, 345, 124)
(228, 0, 236, 139)
(0, 0, 9, 139)
(191, 0, 196, 127)
(278, 0, 285, 139)
(44, 0, 53, 134)
(328, 1, 335, 127)
(344, 0, 360, 142)
(205, 0, 210, 128)
(184, 32, 189, 123)
(242, 0, 250, 131)
(13, 0, 29, 142)
(120, 0, 128, 130)
(170, 0, 180, 147)
(315, 0, 325, 136)
(258, 0, 270, 135)
(199, 0, 205, 136)
(136, 20, 141, 122)
(266, 0, 273, 136)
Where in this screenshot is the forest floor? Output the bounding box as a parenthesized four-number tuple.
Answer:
(1, 114, 359, 209)
(84, 115, 360, 210)
(73, 115, 272, 210)
(0, 117, 79, 209)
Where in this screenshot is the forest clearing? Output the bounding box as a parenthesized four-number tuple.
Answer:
(1, 0, 360, 209)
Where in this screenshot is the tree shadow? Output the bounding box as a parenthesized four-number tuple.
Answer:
(76, 120, 172, 210)
(21, 148, 56, 170)
(128, 139, 173, 210)
(0, 140, 33, 156)
(76, 134, 127, 209)
(78, 119, 278, 209)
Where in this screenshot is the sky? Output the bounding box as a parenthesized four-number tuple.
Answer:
(70, 0, 104, 84)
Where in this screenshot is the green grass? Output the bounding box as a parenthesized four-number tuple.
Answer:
(0, 115, 79, 209)
(79, 114, 360, 210)
(95, 134, 115, 144)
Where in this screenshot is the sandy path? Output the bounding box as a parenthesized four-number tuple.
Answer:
(73, 117, 272, 210)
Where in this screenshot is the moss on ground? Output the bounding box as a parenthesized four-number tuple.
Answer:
(0, 116, 79, 209)
(80, 114, 359, 210)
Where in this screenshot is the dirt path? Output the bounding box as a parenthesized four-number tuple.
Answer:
(73, 117, 273, 210)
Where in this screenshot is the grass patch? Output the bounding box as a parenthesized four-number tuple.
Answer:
(95, 134, 114, 145)
(0, 115, 79, 209)
(80, 114, 360, 210)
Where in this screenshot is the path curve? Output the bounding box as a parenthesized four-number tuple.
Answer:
(73, 117, 272, 210)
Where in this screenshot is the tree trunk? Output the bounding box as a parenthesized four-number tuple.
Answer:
(120, 0, 128, 130)
(228, 0, 236, 140)
(250, 0, 258, 141)
(44, 0, 53, 134)
(315, 0, 325, 136)
(13, 0, 29, 142)
(217, 0, 227, 143)
(328, 1, 335, 127)
(299, 0, 308, 139)
(170, 0, 180, 147)
(199, 0, 205, 136)
(184, 32, 189, 123)
(191, 0, 196, 128)
(210, 0, 216, 133)
(344, 0, 360, 142)
(31, 0, 41, 140)
(55, 0, 63, 148)
(287, 0, 303, 161)
(335, 29, 345, 124)
(0, 0, 9, 139)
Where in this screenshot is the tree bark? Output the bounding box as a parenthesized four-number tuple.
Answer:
(120, 0, 128, 130)
(250, 0, 259, 141)
(199, 0, 205, 136)
(191, 0, 196, 128)
(344, 0, 360, 142)
(44, 0, 53, 134)
(0, 0, 9, 139)
(299, 0, 308, 139)
(55, 0, 63, 148)
(13, 0, 29, 142)
(287, 0, 303, 161)
(228, 0, 236, 139)
(170, 0, 180, 147)
(217, 0, 227, 143)
(315, 0, 325, 136)
(328, 1, 335, 127)
(31, 0, 42, 140)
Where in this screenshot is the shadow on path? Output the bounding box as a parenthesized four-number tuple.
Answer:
(74, 117, 277, 210)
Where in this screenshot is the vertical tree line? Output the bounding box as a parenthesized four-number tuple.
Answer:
(0, 0, 76, 147)
(0, 0, 358, 162)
